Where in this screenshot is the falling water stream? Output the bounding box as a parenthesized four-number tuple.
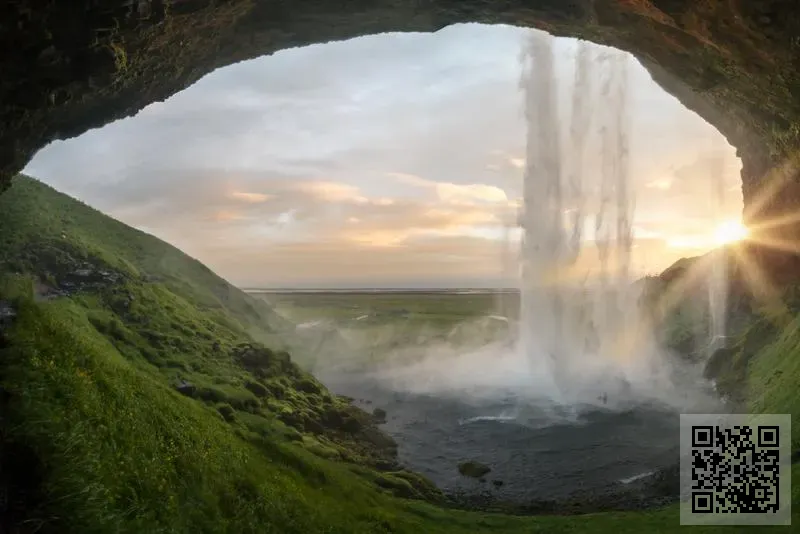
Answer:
(708, 145, 728, 354)
(518, 34, 639, 403)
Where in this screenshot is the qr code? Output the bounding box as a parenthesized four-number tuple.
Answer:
(680, 414, 791, 526)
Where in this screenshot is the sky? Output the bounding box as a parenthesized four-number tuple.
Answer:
(25, 24, 742, 288)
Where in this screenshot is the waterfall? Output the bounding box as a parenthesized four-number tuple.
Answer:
(708, 146, 728, 353)
(594, 49, 634, 358)
(518, 31, 568, 395)
(518, 32, 634, 402)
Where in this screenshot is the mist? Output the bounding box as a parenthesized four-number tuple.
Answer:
(287, 285, 720, 415)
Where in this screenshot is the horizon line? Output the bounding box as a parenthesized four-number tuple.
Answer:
(241, 286, 520, 292)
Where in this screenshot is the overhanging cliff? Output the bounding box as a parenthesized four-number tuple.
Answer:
(3, 1, 800, 245)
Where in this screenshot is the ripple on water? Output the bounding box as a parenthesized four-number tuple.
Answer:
(327, 375, 682, 502)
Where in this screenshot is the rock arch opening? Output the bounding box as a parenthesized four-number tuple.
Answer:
(16, 27, 748, 504)
(4, 1, 800, 274)
(24, 24, 743, 288)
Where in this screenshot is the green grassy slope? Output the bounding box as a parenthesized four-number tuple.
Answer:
(0, 175, 292, 349)
(748, 314, 800, 449)
(0, 176, 796, 533)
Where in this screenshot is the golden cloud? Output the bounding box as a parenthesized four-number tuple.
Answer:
(228, 191, 273, 203)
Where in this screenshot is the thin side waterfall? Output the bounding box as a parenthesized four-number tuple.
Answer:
(708, 146, 728, 353)
(495, 219, 518, 324)
(518, 33, 634, 402)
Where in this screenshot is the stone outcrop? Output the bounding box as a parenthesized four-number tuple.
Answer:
(4, 1, 800, 254)
(458, 460, 491, 479)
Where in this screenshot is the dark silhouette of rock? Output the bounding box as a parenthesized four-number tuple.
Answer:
(174, 379, 196, 397)
(372, 408, 387, 424)
(0, 301, 15, 325)
(233, 343, 276, 369)
(303, 417, 325, 435)
(458, 461, 491, 479)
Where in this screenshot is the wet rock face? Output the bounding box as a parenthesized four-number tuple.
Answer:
(3, 1, 800, 238)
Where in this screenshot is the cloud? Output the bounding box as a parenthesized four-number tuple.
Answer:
(228, 191, 273, 203)
(210, 210, 246, 222)
(388, 172, 509, 204)
(23, 24, 742, 287)
(645, 178, 672, 190)
(294, 181, 368, 204)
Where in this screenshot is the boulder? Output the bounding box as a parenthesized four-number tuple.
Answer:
(233, 343, 276, 369)
(458, 460, 491, 479)
(372, 407, 387, 424)
(174, 379, 196, 397)
(341, 416, 362, 434)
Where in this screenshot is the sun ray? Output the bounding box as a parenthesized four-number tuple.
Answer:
(650, 254, 715, 322)
(747, 210, 800, 235)
(742, 155, 800, 224)
(729, 245, 792, 327)
(741, 234, 800, 255)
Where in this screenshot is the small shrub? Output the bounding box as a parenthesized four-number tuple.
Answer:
(302, 438, 342, 460)
(296, 378, 321, 395)
(197, 385, 227, 404)
(264, 381, 285, 399)
(244, 380, 268, 398)
(389, 470, 444, 502)
(233, 343, 275, 369)
(375, 474, 417, 499)
(197, 384, 260, 412)
(217, 403, 236, 422)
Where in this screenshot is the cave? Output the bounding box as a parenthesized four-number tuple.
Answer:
(3, 1, 800, 270)
(2, 2, 799, 528)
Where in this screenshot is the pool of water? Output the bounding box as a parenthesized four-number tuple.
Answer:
(324, 374, 684, 502)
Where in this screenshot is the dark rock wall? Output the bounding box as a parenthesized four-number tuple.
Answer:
(3, 1, 800, 250)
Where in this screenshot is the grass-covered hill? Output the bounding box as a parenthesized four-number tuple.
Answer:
(0, 175, 797, 533)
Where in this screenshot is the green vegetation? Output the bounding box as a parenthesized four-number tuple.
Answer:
(259, 291, 513, 370)
(260, 291, 501, 327)
(748, 314, 800, 450)
(1, 176, 799, 532)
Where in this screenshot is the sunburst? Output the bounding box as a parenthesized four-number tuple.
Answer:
(682, 156, 800, 329)
(713, 219, 749, 246)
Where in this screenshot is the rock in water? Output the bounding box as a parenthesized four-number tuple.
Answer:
(372, 408, 387, 424)
(458, 461, 491, 479)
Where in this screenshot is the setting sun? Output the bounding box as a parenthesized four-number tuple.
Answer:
(713, 219, 749, 245)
